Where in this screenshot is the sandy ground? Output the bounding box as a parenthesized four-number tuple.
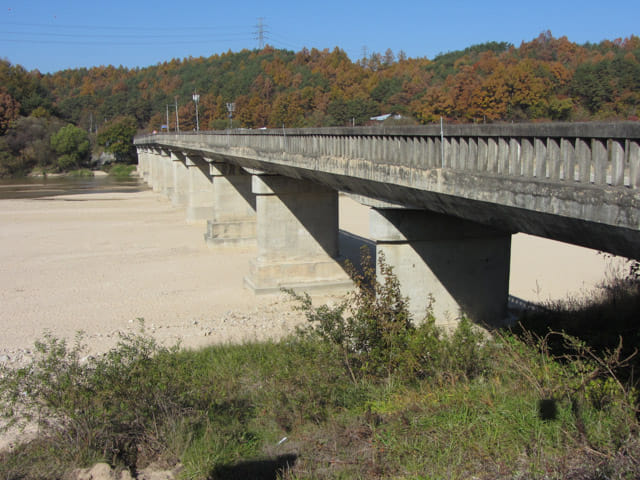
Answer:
(0, 190, 310, 364)
(0, 189, 627, 363)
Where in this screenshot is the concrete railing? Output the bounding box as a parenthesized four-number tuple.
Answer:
(135, 122, 640, 189)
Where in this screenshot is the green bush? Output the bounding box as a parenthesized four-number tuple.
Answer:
(50, 124, 90, 171)
(0, 328, 194, 469)
(290, 247, 415, 381)
(290, 247, 494, 384)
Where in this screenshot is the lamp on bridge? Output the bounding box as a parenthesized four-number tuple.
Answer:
(226, 102, 235, 129)
(192, 92, 200, 131)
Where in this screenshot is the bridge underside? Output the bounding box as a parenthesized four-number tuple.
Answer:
(138, 148, 520, 327)
(136, 132, 640, 328)
(191, 149, 640, 260)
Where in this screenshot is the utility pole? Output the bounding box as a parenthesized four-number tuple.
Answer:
(174, 96, 180, 132)
(166, 105, 169, 132)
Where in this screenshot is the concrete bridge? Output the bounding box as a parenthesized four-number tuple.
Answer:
(134, 122, 640, 327)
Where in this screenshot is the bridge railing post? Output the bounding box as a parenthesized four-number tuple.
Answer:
(548, 138, 561, 181)
(561, 138, 576, 182)
(508, 138, 520, 176)
(534, 138, 547, 179)
(630, 140, 640, 188)
(576, 138, 591, 184)
(610, 139, 625, 187)
(592, 139, 607, 185)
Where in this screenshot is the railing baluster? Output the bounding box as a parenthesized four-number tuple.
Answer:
(592, 139, 608, 185)
(508, 138, 520, 176)
(610, 139, 625, 187)
(534, 138, 547, 179)
(630, 140, 640, 189)
(548, 138, 561, 181)
(468, 137, 478, 172)
(477, 138, 488, 172)
(459, 137, 469, 170)
(487, 138, 498, 173)
(498, 137, 509, 175)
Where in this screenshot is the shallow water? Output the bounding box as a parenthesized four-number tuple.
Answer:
(0, 174, 147, 200)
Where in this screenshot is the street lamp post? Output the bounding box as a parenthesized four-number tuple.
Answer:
(174, 96, 180, 132)
(192, 92, 200, 131)
(226, 102, 235, 129)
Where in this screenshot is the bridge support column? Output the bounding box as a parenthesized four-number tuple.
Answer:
(159, 149, 173, 197)
(171, 151, 189, 207)
(370, 208, 511, 327)
(204, 162, 256, 247)
(245, 174, 351, 293)
(136, 148, 149, 182)
(147, 148, 161, 191)
(185, 155, 214, 224)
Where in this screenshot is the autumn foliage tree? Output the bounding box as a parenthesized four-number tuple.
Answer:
(1, 33, 640, 177)
(0, 87, 20, 135)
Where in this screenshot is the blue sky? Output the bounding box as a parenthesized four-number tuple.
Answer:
(1, 0, 639, 73)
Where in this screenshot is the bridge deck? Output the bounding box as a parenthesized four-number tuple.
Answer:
(135, 122, 640, 259)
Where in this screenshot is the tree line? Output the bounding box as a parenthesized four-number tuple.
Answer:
(0, 31, 638, 176)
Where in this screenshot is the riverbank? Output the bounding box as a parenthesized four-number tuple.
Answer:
(0, 189, 625, 365)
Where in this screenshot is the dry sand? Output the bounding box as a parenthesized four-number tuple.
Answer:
(0, 188, 626, 363)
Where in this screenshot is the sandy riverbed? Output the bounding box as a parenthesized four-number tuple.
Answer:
(0, 188, 626, 363)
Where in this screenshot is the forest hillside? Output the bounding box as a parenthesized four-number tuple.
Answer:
(1, 31, 639, 175)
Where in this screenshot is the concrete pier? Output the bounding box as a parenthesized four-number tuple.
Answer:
(137, 147, 150, 182)
(170, 151, 189, 207)
(245, 174, 351, 293)
(204, 162, 256, 247)
(370, 208, 511, 327)
(147, 148, 161, 191)
(185, 155, 214, 224)
(160, 149, 173, 197)
(152, 148, 170, 195)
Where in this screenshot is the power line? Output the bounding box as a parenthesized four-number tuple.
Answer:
(2, 30, 249, 41)
(0, 21, 248, 32)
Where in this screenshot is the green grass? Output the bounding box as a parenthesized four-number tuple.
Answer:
(1, 257, 639, 479)
(1, 326, 638, 479)
(67, 168, 94, 177)
(107, 164, 136, 177)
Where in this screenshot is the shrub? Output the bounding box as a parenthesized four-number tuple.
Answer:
(290, 247, 415, 381)
(291, 247, 494, 383)
(0, 327, 193, 470)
